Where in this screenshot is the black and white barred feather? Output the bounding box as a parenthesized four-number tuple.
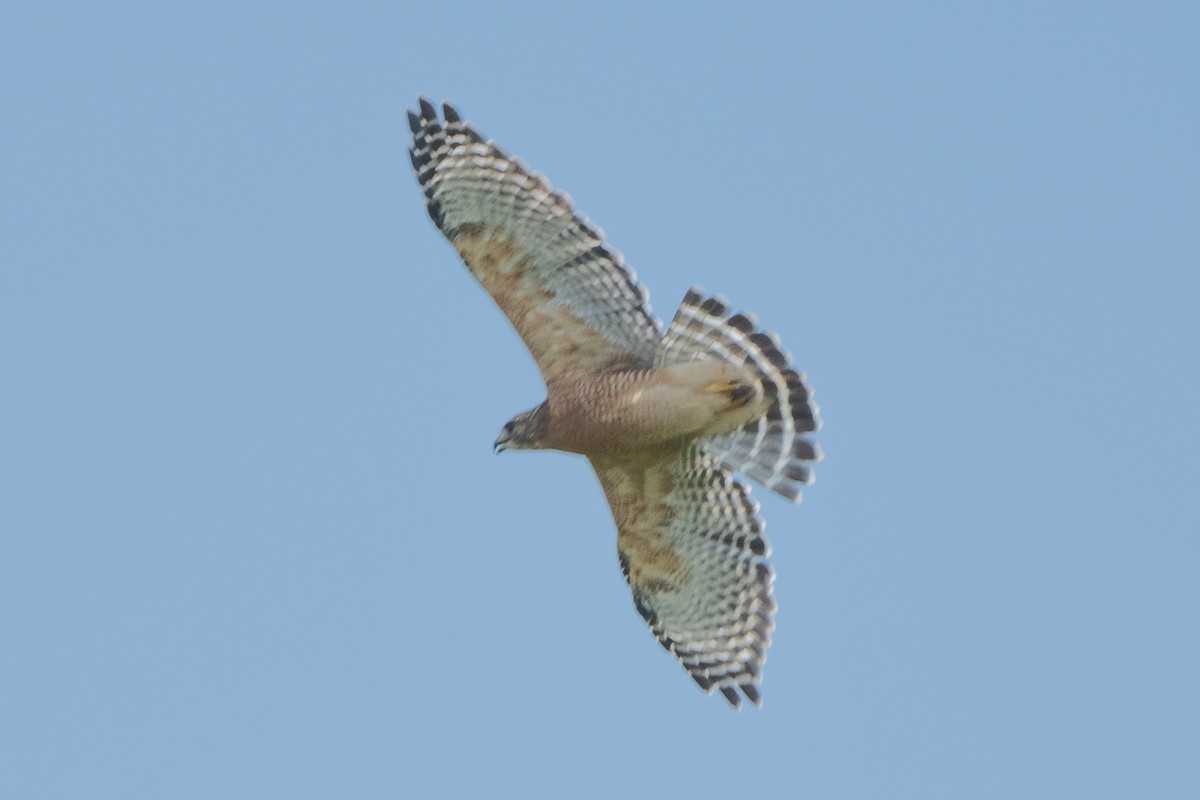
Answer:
(659, 289, 822, 502)
(408, 97, 662, 367)
(615, 446, 774, 708)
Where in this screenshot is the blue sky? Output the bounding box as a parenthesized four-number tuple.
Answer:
(2, 2, 1198, 797)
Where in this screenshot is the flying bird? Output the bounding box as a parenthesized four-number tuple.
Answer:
(407, 97, 821, 707)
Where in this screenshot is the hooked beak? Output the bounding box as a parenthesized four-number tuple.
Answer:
(493, 431, 509, 454)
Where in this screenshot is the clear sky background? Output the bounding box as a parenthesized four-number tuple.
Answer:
(3, 2, 1197, 798)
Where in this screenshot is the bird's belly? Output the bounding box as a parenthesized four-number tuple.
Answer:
(543, 363, 765, 456)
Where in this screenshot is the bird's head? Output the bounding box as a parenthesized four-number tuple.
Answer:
(494, 403, 549, 453)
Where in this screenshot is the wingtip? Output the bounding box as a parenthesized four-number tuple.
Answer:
(411, 95, 463, 126)
(699, 294, 731, 318)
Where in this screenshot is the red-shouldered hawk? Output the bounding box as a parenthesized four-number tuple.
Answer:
(408, 97, 822, 707)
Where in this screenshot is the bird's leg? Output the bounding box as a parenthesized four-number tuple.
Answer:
(704, 379, 758, 409)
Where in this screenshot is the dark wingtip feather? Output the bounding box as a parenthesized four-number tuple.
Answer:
(442, 102, 461, 123)
(782, 463, 811, 483)
(741, 683, 762, 707)
(795, 415, 818, 434)
(728, 313, 756, 334)
(700, 296, 729, 317)
(775, 482, 803, 502)
(417, 96, 437, 119)
(720, 686, 742, 708)
(791, 439, 819, 461)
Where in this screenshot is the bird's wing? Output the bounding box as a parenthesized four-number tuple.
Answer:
(409, 98, 662, 382)
(591, 444, 775, 708)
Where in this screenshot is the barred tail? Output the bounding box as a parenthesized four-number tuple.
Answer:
(657, 288, 822, 502)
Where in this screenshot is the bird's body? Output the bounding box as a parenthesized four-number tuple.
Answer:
(536, 362, 766, 456)
(408, 97, 822, 707)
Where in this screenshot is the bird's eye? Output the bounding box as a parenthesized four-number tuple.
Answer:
(504, 421, 516, 434)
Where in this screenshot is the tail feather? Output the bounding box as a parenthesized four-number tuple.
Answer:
(658, 288, 822, 502)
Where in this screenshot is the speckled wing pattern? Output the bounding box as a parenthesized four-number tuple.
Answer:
(408, 98, 662, 380)
(660, 289, 823, 502)
(593, 446, 774, 708)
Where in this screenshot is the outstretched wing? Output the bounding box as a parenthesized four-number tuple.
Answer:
(408, 98, 662, 381)
(591, 445, 775, 708)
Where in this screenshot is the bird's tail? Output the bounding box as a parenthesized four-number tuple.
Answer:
(657, 288, 821, 502)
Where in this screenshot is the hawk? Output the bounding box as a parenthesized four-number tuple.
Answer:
(407, 97, 821, 707)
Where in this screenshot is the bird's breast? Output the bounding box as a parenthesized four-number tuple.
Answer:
(540, 363, 765, 457)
